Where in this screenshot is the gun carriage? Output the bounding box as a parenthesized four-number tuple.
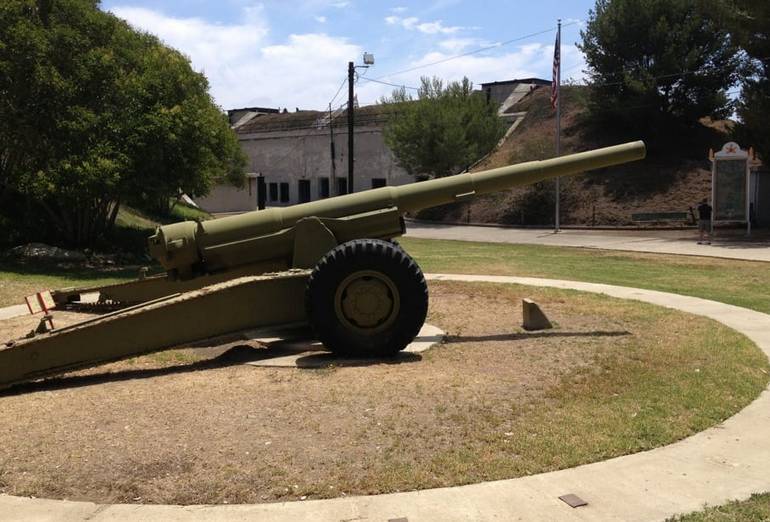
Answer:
(0, 142, 646, 390)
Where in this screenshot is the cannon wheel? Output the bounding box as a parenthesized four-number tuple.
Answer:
(305, 239, 428, 357)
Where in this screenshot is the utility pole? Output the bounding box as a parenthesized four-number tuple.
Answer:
(329, 103, 336, 194)
(345, 54, 374, 194)
(347, 61, 355, 194)
(554, 19, 562, 233)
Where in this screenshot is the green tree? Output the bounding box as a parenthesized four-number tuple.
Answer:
(0, 0, 245, 246)
(578, 0, 741, 142)
(382, 77, 505, 179)
(723, 0, 770, 162)
(122, 43, 246, 216)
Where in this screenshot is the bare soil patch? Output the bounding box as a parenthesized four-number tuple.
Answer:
(418, 86, 725, 227)
(0, 281, 764, 505)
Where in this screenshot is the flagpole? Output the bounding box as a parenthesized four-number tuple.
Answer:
(555, 18, 561, 233)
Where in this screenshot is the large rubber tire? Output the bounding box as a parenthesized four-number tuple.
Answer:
(305, 239, 428, 357)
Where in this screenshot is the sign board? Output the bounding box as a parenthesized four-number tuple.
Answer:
(711, 142, 750, 225)
(25, 291, 55, 315)
(25, 290, 56, 330)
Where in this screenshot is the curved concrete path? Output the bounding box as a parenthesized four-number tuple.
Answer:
(2, 274, 770, 521)
(406, 221, 770, 262)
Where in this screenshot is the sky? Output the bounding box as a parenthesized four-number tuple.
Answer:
(101, 0, 596, 111)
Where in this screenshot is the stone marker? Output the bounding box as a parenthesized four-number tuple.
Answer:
(522, 298, 553, 331)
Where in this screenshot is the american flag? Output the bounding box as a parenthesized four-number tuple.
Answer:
(551, 28, 560, 110)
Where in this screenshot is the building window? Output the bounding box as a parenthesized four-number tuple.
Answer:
(269, 182, 278, 202)
(298, 179, 311, 203)
(371, 178, 387, 189)
(280, 182, 289, 203)
(337, 178, 348, 196)
(319, 177, 330, 198)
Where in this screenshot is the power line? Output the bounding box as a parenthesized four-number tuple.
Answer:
(360, 77, 420, 91)
(375, 21, 580, 80)
(328, 76, 349, 107)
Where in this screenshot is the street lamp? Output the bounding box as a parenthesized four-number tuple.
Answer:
(347, 52, 374, 194)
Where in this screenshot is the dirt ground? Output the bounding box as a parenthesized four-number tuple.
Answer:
(418, 86, 722, 227)
(0, 281, 755, 505)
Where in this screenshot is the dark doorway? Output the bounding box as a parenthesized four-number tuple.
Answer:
(298, 179, 311, 203)
(256, 175, 266, 209)
(319, 177, 330, 198)
(337, 178, 348, 195)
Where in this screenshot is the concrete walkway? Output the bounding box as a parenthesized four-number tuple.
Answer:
(405, 221, 770, 262)
(2, 274, 770, 521)
(0, 304, 28, 321)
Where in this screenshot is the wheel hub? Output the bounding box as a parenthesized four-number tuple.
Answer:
(335, 271, 400, 333)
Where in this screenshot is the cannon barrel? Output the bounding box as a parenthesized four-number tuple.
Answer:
(150, 141, 645, 275)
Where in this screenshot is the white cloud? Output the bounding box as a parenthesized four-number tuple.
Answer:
(355, 43, 586, 104)
(315, 15, 327, 23)
(110, 6, 361, 110)
(110, 5, 587, 111)
(416, 20, 460, 35)
(385, 15, 462, 35)
(438, 37, 487, 53)
(390, 6, 408, 13)
(563, 17, 586, 28)
(112, 6, 269, 64)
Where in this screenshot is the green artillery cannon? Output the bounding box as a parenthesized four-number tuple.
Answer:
(0, 141, 645, 390)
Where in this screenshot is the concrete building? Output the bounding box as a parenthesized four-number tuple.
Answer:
(197, 78, 549, 213)
(480, 78, 550, 116)
(196, 172, 261, 214)
(198, 105, 413, 212)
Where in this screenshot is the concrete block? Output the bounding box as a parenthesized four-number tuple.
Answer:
(522, 298, 553, 331)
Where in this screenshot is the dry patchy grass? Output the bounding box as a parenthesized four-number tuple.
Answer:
(0, 281, 766, 505)
(0, 263, 137, 308)
(669, 493, 770, 521)
(400, 237, 770, 314)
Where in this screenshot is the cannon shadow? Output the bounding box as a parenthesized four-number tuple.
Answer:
(0, 343, 423, 396)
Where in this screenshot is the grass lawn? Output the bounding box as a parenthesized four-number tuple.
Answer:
(399, 237, 770, 314)
(115, 202, 211, 229)
(669, 493, 770, 521)
(0, 202, 210, 307)
(0, 264, 138, 307)
(1, 237, 769, 313)
(0, 238, 768, 504)
(0, 281, 766, 504)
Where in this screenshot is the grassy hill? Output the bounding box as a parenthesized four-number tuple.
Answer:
(110, 202, 212, 255)
(417, 86, 729, 227)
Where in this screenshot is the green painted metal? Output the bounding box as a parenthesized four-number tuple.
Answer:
(0, 141, 646, 390)
(150, 141, 646, 278)
(51, 261, 285, 306)
(52, 208, 404, 305)
(1, 272, 309, 390)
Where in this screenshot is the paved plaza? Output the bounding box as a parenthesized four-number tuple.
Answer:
(405, 221, 770, 262)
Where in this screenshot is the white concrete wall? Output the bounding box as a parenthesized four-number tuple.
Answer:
(234, 125, 413, 208)
(197, 176, 257, 214)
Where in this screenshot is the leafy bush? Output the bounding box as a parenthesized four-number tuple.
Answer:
(0, 0, 245, 247)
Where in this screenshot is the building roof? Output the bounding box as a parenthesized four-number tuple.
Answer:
(227, 107, 280, 116)
(480, 78, 550, 88)
(236, 104, 394, 134)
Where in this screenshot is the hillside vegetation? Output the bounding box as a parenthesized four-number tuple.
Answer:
(417, 86, 729, 226)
